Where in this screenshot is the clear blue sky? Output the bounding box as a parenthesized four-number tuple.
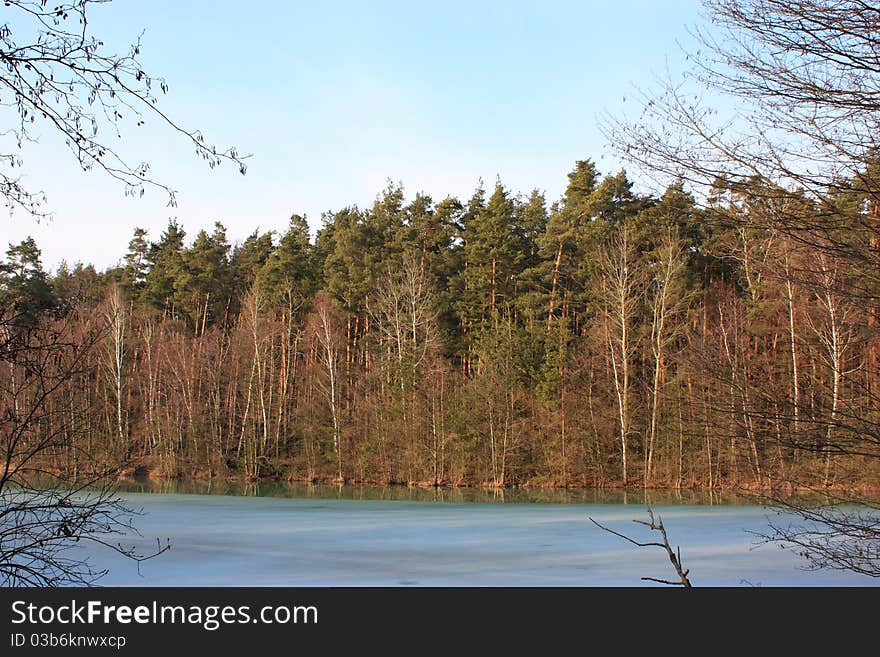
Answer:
(5, 0, 703, 270)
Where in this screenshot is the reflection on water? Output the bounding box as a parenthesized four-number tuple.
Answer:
(113, 477, 783, 506)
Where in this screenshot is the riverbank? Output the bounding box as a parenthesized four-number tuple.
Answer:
(116, 455, 880, 499)
(110, 475, 879, 507)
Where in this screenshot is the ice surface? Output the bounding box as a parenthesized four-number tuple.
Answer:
(83, 493, 874, 586)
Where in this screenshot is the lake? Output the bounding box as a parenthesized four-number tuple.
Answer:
(85, 484, 874, 586)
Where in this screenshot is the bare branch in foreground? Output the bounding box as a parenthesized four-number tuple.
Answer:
(590, 508, 692, 587)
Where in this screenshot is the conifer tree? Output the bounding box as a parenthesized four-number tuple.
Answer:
(0, 237, 57, 324)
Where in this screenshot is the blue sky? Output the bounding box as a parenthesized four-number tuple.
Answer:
(5, 0, 703, 270)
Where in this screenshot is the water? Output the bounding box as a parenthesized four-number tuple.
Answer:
(80, 486, 874, 586)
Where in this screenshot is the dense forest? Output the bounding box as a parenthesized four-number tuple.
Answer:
(3, 160, 879, 491)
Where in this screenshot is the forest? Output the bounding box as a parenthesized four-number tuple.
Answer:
(4, 159, 879, 492)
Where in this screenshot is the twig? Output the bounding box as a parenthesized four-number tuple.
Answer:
(590, 508, 692, 587)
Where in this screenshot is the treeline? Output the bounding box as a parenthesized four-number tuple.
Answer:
(3, 160, 879, 490)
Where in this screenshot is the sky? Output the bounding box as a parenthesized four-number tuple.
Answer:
(3, 0, 704, 271)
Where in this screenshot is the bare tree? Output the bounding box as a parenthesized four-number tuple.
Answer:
(598, 222, 642, 487)
(1, 0, 247, 585)
(804, 254, 856, 486)
(310, 293, 344, 483)
(606, 0, 880, 274)
(756, 493, 880, 578)
(646, 226, 688, 484)
(1, 0, 248, 216)
(100, 281, 126, 458)
(236, 285, 270, 480)
(369, 253, 438, 379)
(0, 306, 167, 585)
(782, 240, 801, 436)
(606, 0, 880, 575)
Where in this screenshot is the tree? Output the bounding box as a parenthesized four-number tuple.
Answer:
(0, 237, 57, 323)
(644, 226, 689, 485)
(607, 0, 880, 575)
(459, 179, 526, 372)
(258, 214, 318, 305)
(607, 0, 880, 258)
(539, 160, 597, 326)
(120, 228, 150, 297)
(309, 292, 344, 483)
(597, 222, 643, 488)
(231, 230, 275, 294)
(142, 220, 185, 313)
(0, 305, 167, 585)
(370, 253, 438, 380)
(0, 0, 247, 216)
(175, 222, 232, 331)
(51, 260, 102, 310)
(1, 0, 246, 585)
(100, 281, 127, 458)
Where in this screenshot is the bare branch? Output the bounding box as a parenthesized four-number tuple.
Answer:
(591, 508, 693, 587)
(0, 0, 249, 216)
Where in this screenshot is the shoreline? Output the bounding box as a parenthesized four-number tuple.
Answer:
(111, 472, 880, 503)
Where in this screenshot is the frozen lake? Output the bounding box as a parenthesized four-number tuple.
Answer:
(86, 489, 875, 586)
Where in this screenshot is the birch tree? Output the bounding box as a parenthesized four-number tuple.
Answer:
(645, 227, 688, 484)
(598, 223, 642, 487)
(102, 283, 127, 457)
(311, 293, 344, 483)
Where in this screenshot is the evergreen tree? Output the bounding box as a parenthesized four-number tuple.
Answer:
(536, 160, 599, 325)
(142, 220, 186, 313)
(52, 261, 103, 311)
(258, 214, 318, 305)
(0, 237, 56, 323)
(175, 222, 232, 329)
(321, 207, 372, 313)
(431, 196, 466, 357)
(121, 227, 150, 298)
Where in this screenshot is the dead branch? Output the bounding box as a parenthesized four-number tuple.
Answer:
(590, 508, 692, 587)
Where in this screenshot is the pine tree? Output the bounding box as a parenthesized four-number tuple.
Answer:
(231, 229, 275, 297)
(258, 214, 318, 306)
(142, 220, 186, 314)
(121, 227, 150, 298)
(175, 222, 232, 330)
(0, 237, 57, 324)
(537, 160, 599, 326)
(52, 261, 103, 311)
